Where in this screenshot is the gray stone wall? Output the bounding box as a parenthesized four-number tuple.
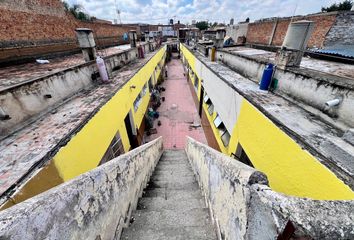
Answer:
(0, 137, 163, 240)
(324, 11, 354, 47)
(185, 137, 354, 239)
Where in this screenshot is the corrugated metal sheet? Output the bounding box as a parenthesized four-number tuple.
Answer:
(310, 45, 354, 59)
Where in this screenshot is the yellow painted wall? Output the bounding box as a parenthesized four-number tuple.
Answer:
(2, 47, 166, 209)
(180, 43, 354, 200)
(233, 100, 354, 200)
(182, 44, 227, 153)
(54, 47, 166, 181)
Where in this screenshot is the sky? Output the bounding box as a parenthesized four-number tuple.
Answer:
(66, 0, 344, 24)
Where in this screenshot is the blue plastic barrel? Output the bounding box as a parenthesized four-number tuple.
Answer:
(259, 63, 274, 90)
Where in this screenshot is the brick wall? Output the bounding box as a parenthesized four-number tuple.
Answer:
(0, 0, 135, 64)
(246, 12, 338, 48)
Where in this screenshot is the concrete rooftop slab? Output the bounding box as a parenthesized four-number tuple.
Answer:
(0, 45, 130, 90)
(224, 46, 354, 79)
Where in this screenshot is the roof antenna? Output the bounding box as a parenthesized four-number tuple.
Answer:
(290, 3, 298, 23)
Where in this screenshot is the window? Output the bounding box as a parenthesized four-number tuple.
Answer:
(194, 76, 199, 92)
(214, 114, 231, 147)
(213, 115, 222, 128)
(148, 76, 153, 92)
(134, 83, 148, 112)
(221, 131, 231, 147)
(204, 94, 214, 115)
(100, 131, 124, 165)
(208, 103, 214, 115)
(204, 95, 210, 103)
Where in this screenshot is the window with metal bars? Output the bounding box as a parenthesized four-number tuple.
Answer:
(99, 132, 124, 165)
(134, 83, 148, 112)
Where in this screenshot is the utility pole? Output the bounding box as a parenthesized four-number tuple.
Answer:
(115, 0, 122, 24)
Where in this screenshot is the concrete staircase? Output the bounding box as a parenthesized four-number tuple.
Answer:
(120, 150, 216, 240)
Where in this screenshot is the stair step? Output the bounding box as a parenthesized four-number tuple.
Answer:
(120, 149, 216, 239)
(146, 180, 199, 190)
(128, 208, 212, 229)
(152, 169, 194, 178)
(137, 194, 205, 211)
(121, 226, 216, 240)
(160, 156, 188, 160)
(142, 188, 203, 198)
(162, 150, 186, 155)
(157, 161, 189, 166)
(150, 175, 196, 182)
(154, 164, 192, 171)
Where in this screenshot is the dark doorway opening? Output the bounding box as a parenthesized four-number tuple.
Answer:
(199, 85, 204, 118)
(124, 111, 139, 149)
(233, 143, 254, 167)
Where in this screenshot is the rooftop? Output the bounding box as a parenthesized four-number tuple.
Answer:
(0, 48, 154, 199)
(222, 46, 354, 79)
(0, 45, 130, 90)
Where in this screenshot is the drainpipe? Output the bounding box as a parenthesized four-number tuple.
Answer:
(325, 98, 342, 108)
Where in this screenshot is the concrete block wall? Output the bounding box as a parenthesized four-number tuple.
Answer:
(246, 12, 338, 48)
(0, 137, 163, 240)
(185, 137, 354, 239)
(0, 0, 134, 64)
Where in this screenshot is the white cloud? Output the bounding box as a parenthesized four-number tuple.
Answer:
(66, 0, 344, 24)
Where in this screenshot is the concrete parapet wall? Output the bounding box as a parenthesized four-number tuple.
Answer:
(185, 137, 268, 239)
(185, 137, 354, 239)
(0, 137, 163, 240)
(248, 184, 354, 239)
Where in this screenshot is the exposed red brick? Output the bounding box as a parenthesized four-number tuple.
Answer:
(246, 12, 337, 48)
(0, 0, 135, 63)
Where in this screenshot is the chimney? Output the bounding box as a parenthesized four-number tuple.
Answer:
(215, 28, 226, 48)
(129, 30, 138, 48)
(276, 20, 314, 69)
(75, 28, 97, 62)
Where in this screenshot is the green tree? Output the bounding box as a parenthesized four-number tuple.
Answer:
(61, 1, 91, 21)
(321, 0, 353, 12)
(196, 21, 209, 31)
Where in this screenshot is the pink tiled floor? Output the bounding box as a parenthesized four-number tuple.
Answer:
(147, 55, 207, 149)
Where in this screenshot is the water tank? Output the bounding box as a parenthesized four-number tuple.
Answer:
(282, 21, 315, 51)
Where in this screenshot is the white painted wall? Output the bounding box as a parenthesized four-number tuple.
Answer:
(195, 60, 243, 134)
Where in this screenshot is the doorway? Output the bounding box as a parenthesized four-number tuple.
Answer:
(124, 110, 138, 149)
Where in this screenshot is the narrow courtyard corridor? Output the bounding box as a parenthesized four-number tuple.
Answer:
(146, 54, 207, 149)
